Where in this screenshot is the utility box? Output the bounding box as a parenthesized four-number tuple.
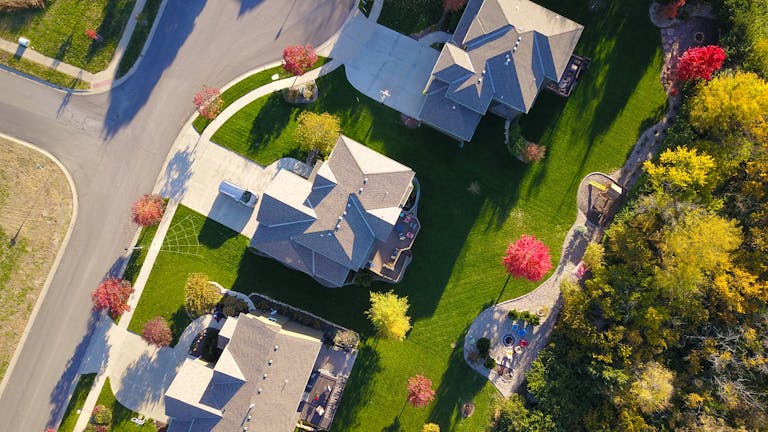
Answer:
(18, 37, 30, 48)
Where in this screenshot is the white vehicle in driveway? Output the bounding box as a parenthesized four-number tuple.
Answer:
(219, 180, 258, 207)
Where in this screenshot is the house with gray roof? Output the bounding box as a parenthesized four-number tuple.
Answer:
(165, 314, 326, 432)
(418, 0, 584, 141)
(249, 135, 420, 287)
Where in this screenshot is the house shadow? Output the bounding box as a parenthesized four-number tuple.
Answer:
(325, 343, 382, 430)
(115, 348, 183, 411)
(198, 206, 243, 249)
(238, 0, 265, 17)
(46, 312, 110, 429)
(102, 0, 206, 139)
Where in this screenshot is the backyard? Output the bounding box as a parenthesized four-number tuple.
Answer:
(0, 0, 136, 72)
(129, 0, 666, 430)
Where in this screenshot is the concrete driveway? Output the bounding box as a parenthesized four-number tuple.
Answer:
(329, 13, 440, 119)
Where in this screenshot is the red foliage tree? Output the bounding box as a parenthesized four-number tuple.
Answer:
(131, 194, 165, 227)
(193, 86, 224, 120)
(444, 0, 467, 12)
(675, 45, 726, 82)
(142, 316, 172, 347)
(282, 45, 318, 77)
(502, 235, 553, 282)
(92, 278, 134, 318)
(407, 374, 435, 408)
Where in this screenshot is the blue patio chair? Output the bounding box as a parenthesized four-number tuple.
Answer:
(518, 329, 527, 337)
(511, 323, 519, 332)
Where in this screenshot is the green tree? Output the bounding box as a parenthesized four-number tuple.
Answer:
(184, 273, 222, 318)
(294, 111, 341, 156)
(365, 291, 412, 340)
(494, 394, 555, 432)
(629, 362, 675, 414)
(689, 71, 768, 141)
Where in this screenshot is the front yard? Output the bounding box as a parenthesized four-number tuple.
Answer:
(129, 0, 666, 430)
(0, 0, 136, 72)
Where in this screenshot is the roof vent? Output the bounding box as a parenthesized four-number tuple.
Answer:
(274, 345, 279, 351)
(512, 47, 517, 53)
(363, 177, 368, 184)
(451, 105, 456, 110)
(517, 36, 522, 42)
(268, 360, 273, 365)
(359, 188, 364, 194)
(263, 373, 268, 379)
(257, 388, 262, 394)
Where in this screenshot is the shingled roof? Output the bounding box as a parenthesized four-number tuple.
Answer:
(250, 136, 415, 287)
(418, 0, 583, 141)
(165, 314, 323, 432)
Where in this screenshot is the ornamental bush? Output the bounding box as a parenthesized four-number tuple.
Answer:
(91, 404, 112, 425)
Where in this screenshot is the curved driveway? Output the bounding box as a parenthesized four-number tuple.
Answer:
(0, 0, 353, 429)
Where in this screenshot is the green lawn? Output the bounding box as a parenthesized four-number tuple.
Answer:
(122, 224, 159, 284)
(94, 377, 156, 432)
(56, 373, 96, 432)
(116, 0, 161, 77)
(0, 0, 136, 73)
(133, 1, 666, 430)
(192, 57, 331, 133)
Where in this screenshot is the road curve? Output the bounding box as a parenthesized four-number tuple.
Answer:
(0, 0, 354, 429)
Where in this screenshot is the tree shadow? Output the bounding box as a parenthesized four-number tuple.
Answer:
(56, 35, 73, 61)
(328, 343, 382, 430)
(426, 328, 488, 428)
(115, 347, 183, 410)
(157, 139, 197, 201)
(102, 0, 206, 139)
(246, 92, 294, 155)
(86, 0, 134, 63)
(46, 312, 109, 429)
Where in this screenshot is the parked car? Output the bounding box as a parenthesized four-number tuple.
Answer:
(219, 180, 258, 207)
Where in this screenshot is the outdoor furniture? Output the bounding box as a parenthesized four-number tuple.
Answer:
(511, 323, 519, 332)
(410, 222, 418, 229)
(390, 249, 399, 261)
(518, 329, 527, 337)
(406, 232, 414, 239)
(519, 340, 529, 347)
(404, 215, 412, 223)
(399, 234, 406, 241)
(130, 416, 146, 425)
(514, 346, 523, 354)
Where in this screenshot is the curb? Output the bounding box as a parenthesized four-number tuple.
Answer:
(0, 133, 80, 401)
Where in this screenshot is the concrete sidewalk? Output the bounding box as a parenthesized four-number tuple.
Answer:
(0, 0, 153, 91)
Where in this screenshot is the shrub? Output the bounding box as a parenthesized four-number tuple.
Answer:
(0, 0, 45, 11)
(365, 291, 412, 341)
(507, 309, 541, 326)
(333, 329, 360, 350)
(522, 143, 547, 163)
(91, 404, 112, 425)
(184, 273, 222, 318)
(142, 316, 172, 347)
(484, 356, 497, 369)
(476, 337, 491, 356)
(423, 422, 441, 432)
(218, 294, 249, 317)
(193, 86, 224, 120)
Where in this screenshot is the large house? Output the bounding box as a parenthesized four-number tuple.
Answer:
(249, 135, 420, 287)
(418, 0, 584, 141)
(165, 313, 352, 432)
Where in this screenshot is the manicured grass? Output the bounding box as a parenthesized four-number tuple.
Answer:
(0, 0, 136, 73)
(116, 0, 161, 77)
(122, 224, 159, 284)
(94, 377, 156, 432)
(134, 1, 666, 430)
(57, 373, 96, 432)
(0, 49, 88, 89)
(192, 57, 331, 133)
(378, 0, 445, 35)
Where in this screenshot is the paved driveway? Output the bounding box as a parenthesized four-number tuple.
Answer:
(330, 13, 440, 118)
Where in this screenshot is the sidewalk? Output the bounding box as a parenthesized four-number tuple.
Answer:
(0, 0, 153, 91)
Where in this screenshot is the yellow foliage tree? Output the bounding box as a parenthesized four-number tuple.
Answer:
(294, 111, 341, 156)
(630, 362, 675, 414)
(365, 291, 412, 341)
(422, 423, 441, 432)
(184, 273, 222, 318)
(710, 265, 768, 320)
(689, 71, 768, 141)
(643, 146, 715, 193)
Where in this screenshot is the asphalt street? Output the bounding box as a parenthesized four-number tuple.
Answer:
(0, 0, 354, 429)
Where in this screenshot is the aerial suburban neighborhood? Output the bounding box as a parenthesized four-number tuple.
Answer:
(0, 0, 765, 431)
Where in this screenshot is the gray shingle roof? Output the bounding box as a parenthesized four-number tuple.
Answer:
(166, 314, 323, 432)
(419, 0, 583, 141)
(250, 136, 415, 287)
